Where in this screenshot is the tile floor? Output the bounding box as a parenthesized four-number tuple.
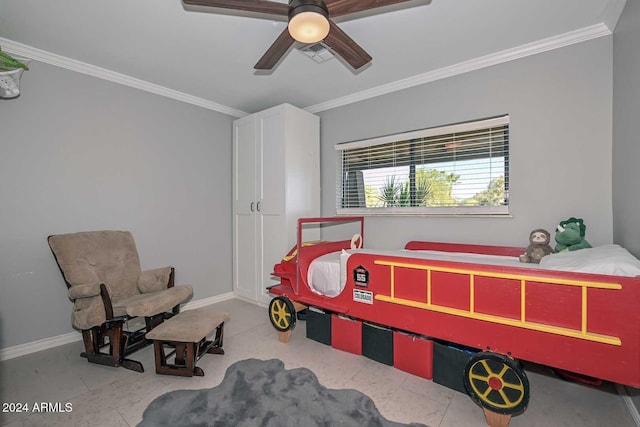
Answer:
(0, 298, 635, 427)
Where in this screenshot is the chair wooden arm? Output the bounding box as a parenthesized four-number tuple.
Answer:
(99, 283, 115, 320)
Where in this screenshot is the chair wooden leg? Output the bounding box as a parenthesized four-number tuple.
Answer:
(145, 313, 165, 331)
(79, 321, 144, 372)
(98, 324, 108, 346)
(109, 321, 123, 364)
(80, 324, 115, 361)
(81, 329, 97, 357)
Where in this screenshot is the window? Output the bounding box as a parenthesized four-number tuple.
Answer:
(335, 115, 509, 216)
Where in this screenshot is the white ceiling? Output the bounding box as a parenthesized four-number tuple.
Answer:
(0, 0, 627, 116)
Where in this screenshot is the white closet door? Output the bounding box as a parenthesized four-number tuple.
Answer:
(233, 117, 257, 300)
(232, 104, 319, 304)
(257, 111, 286, 303)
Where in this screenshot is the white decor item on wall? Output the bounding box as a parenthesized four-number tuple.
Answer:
(0, 47, 30, 99)
(0, 67, 27, 99)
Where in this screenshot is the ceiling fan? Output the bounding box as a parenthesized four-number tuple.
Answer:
(182, 0, 419, 71)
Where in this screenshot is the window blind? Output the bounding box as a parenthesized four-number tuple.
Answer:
(335, 115, 509, 215)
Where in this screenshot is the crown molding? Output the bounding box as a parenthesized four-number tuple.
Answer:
(304, 23, 612, 114)
(602, 0, 627, 32)
(0, 37, 248, 118)
(0, 22, 612, 118)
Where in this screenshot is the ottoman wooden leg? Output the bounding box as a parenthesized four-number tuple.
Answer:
(146, 309, 230, 377)
(206, 322, 225, 355)
(151, 323, 227, 377)
(186, 342, 202, 377)
(153, 340, 167, 373)
(153, 340, 197, 377)
(175, 343, 186, 366)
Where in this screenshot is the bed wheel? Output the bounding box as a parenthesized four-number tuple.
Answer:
(463, 352, 530, 415)
(268, 296, 297, 332)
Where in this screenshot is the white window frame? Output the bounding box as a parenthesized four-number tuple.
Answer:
(335, 115, 510, 217)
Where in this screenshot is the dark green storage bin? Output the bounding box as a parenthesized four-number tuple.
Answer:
(362, 322, 394, 366)
(306, 308, 332, 345)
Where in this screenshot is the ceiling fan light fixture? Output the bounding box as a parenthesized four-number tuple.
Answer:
(288, 3, 330, 44)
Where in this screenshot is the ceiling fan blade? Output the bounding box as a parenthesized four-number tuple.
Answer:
(325, 0, 414, 18)
(323, 20, 372, 70)
(254, 28, 296, 70)
(182, 0, 288, 16)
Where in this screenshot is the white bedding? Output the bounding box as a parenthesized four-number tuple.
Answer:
(539, 244, 640, 277)
(306, 245, 640, 297)
(307, 251, 344, 297)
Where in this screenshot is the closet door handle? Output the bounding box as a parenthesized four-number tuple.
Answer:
(256, 202, 261, 211)
(250, 202, 255, 212)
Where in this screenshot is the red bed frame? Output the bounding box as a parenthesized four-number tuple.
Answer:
(268, 216, 640, 422)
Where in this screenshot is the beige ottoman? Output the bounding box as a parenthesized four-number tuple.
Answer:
(146, 306, 230, 377)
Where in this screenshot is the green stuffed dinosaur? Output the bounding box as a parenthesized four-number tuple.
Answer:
(554, 217, 592, 252)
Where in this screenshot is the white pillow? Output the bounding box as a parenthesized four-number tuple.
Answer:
(539, 244, 640, 277)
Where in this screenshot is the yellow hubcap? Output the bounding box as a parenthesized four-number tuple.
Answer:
(468, 359, 525, 409)
(270, 299, 291, 330)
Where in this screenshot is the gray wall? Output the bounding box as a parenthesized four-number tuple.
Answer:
(613, 0, 640, 258)
(0, 27, 625, 351)
(318, 37, 613, 250)
(0, 62, 234, 349)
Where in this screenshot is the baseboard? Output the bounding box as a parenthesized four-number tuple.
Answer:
(233, 293, 269, 308)
(0, 292, 236, 361)
(617, 384, 640, 426)
(182, 292, 235, 311)
(0, 331, 83, 361)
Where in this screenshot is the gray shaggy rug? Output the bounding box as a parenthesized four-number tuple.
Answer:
(138, 358, 428, 427)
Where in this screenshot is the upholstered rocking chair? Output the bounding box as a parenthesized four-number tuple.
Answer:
(48, 231, 193, 372)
